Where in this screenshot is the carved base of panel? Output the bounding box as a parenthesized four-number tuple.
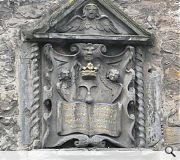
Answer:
(42, 101, 135, 148)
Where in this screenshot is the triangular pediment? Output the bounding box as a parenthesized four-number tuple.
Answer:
(23, 0, 153, 45)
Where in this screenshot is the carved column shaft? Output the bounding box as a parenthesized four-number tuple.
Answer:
(30, 43, 41, 148)
(135, 48, 146, 147)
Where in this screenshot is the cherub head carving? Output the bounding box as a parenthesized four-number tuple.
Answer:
(70, 43, 107, 62)
(83, 3, 100, 19)
(107, 69, 121, 83)
(58, 70, 71, 81)
(82, 43, 96, 61)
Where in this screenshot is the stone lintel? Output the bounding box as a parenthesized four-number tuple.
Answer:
(25, 33, 153, 45)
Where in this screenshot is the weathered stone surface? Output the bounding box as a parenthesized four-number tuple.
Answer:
(0, 0, 179, 150)
(117, 0, 180, 149)
(0, 38, 19, 151)
(0, 0, 64, 151)
(164, 127, 180, 145)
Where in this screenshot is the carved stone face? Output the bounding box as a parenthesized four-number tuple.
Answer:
(83, 3, 99, 19)
(58, 70, 71, 81)
(107, 69, 120, 82)
(82, 45, 96, 61)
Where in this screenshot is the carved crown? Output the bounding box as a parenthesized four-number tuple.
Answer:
(81, 63, 98, 80)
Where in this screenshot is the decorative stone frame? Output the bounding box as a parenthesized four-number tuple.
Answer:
(18, 0, 161, 150)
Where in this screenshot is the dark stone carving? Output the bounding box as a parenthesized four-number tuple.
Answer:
(21, 0, 161, 149)
(56, 3, 119, 34)
(107, 69, 121, 83)
(42, 43, 135, 148)
(30, 43, 41, 148)
(135, 48, 146, 147)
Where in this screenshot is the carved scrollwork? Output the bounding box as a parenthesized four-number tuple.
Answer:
(42, 44, 54, 147)
(42, 42, 136, 148)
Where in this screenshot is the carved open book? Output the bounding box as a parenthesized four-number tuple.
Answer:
(57, 102, 122, 137)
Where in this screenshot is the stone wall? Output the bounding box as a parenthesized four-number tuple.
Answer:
(115, 0, 180, 150)
(0, 0, 179, 150)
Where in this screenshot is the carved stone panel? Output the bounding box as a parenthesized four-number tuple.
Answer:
(21, 0, 161, 149)
(41, 43, 135, 148)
